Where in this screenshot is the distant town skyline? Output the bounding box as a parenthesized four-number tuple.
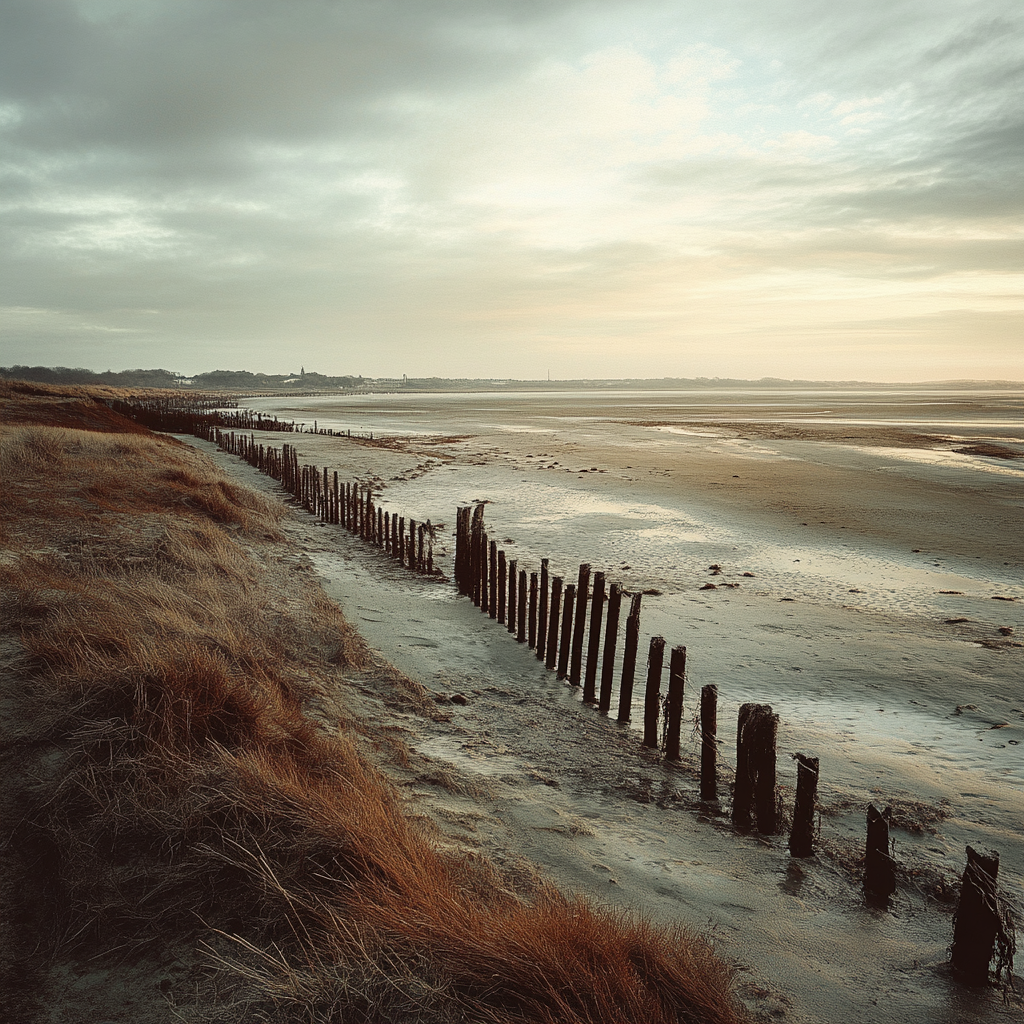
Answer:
(1, 0, 1022, 382)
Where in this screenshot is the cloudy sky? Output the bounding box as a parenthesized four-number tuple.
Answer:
(1, 0, 1022, 380)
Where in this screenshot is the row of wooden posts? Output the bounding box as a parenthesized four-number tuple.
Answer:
(212, 428, 437, 575)
(451, 503, 1012, 982)
(116, 398, 1012, 986)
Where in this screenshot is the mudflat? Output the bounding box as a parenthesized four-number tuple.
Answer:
(193, 386, 1023, 1023)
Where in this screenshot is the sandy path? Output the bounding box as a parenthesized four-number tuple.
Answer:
(185, 423, 1024, 1024)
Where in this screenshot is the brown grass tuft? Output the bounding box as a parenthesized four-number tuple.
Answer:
(0, 397, 745, 1023)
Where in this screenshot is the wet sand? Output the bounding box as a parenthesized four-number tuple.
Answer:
(184, 387, 1023, 1022)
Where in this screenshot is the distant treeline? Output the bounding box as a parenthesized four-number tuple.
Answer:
(2, 365, 1016, 392)
(0, 365, 364, 390)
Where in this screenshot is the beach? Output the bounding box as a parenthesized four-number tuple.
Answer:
(185, 386, 1023, 1023)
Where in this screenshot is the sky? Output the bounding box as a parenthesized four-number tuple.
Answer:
(1, 0, 1022, 382)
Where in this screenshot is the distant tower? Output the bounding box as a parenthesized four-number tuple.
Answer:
(301, 366, 305, 375)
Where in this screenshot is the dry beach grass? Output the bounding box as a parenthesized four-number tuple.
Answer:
(0, 383, 744, 1024)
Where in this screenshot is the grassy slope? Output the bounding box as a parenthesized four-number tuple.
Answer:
(0, 381, 743, 1024)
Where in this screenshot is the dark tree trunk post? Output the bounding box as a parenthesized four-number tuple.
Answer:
(517, 569, 528, 643)
(864, 804, 896, 901)
(507, 559, 518, 634)
(700, 684, 718, 802)
(384, 511, 391, 555)
(528, 572, 538, 649)
(391, 511, 399, 560)
(545, 576, 562, 670)
(664, 645, 686, 761)
(598, 583, 623, 713)
(398, 516, 406, 566)
(583, 571, 605, 703)
(557, 584, 575, 679)
(733, 703, 755, 830)
(418, 523, 425, 570)
(617, 593, 642, 722)
(378, 508, 384, 547)
(536, 559, 549, 660)
(951, 846, 1002, 982)
(333, 471, 339, 524)
(643, 636, 665, 747)
(789, 754, 819, 857)
(754, 707, 780, 834)
(570, 564, 590, 686)
(497, 551, 507, 624)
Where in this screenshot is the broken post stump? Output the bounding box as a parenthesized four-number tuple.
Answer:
(700, 684, 718, 802)
(664, 645, 686, 761)
(570, 563, 590, 686)
(951, 846, 1002, 983)
(732, 703, 780, 834)
(643, 636, 665, 748)
(864, 804, 896, 902)
(789, 753, 819, 857)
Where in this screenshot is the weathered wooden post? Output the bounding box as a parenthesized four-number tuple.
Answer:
(570, 564, 590, 686)
(583, 571, 606, 703)
(489, 540, 498, 615)
(507, 559, 517, 633)
(557, 584, 575, 679)
(378, 508, 385, 548)
(732, 704, 780, 834)
(598, 583, 623, 713)
(528, 572, 538, 648)
(864, 804, 896, 901)
(398, 516, 406, 566)
(643, 636, 665, 748)
(789, 754, 819, 857)
(417, 523, 424, 570)
(455, 506, 470, 593)
(700, 684, 718, 801)
(664, 645, 686, 761)
(497, 551, 507, 623)
(617, 593, 642, 722)
(951, 847, 1004, 982)
(384, 510, 391, 555)
(333, 471, 339, 525)
(479, 531, 489, 611)
(471, 505, 485, 605)
(536, 559, 549, 659)
(545, 576, 562, 670)
(517, 569, 527, 643)
(391, 511, 399, 560)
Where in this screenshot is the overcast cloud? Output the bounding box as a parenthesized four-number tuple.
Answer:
(1, 0, 1021, 380)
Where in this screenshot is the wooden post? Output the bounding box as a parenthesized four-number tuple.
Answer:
(545, 576, 562, 670)
(557, 584, 575, 679)
(643, 636, 664, 747)
(528, 572, 538, 648)
(617, 593, 642, 722)
(333, 472, 339, 524)
(478, 530, 489, 610)
(507, 559, 518, 634)
(951, 846, 1002, 982)
(398, 516, 406, 566)
(391, 511, 399, 560)
(864, 804, 896, 901)
(455, 506, 470, 593)
(789, 754, 819, 857)
(700, 684, 718, 802)
(497, 551, 507, 624)
(583, 571, 605, 703)
(570, 564, 590, 686)
(471, 505, 485, 604)
(488, 540, 498, 616)
(517, 569, 527, 643)
(732, 704, 779, 834)
(419, 523, 426, 570)
(536, 559, 549, 659)
(664, 645, 686, 760)
(598, 583, 623, 713)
